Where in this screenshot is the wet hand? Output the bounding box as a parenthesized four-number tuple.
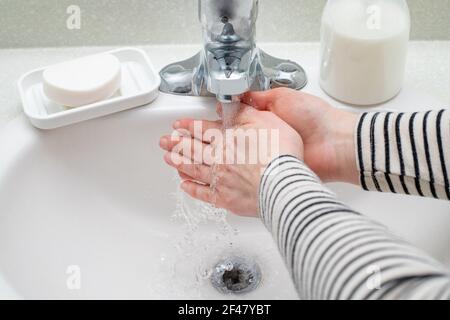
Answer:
(242, 88, 359, 184)
(159, 104, 303, 217)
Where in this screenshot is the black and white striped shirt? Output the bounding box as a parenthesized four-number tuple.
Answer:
(259, 110, 450, 300)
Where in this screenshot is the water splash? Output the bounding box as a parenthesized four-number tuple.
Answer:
(159, 98, 245, 297)
(156, 175, 235, 297)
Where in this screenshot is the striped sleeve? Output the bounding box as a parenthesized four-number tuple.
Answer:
(356, 110, 450, 199)
(259, 155, 450, 300)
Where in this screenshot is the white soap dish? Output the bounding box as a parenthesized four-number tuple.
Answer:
(18, 47, 161, 129)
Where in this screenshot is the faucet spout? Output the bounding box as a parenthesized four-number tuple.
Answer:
(217, 94, 241, 104)
(159, 0, 307, 100)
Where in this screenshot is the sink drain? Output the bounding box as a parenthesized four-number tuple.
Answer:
(211, 256, 262, 295)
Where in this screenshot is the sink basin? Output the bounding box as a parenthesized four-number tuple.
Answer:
(1, 45, 449, 299)
(1, 93, 449, 300)
(0, 94, 300, 299)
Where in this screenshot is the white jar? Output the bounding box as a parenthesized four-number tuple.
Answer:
(319, 0, 410, 106)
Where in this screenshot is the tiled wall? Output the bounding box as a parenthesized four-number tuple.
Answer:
(0, 0, 449, 48)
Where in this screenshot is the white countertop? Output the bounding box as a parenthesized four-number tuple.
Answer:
(1, 41, 450, 131)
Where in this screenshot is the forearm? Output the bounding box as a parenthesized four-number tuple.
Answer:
(356, 110, 450, 199)
(259, 156, 450, 300)
(326, 108, 359, 184)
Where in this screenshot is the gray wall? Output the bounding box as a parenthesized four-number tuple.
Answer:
(1, 0, 449, 48)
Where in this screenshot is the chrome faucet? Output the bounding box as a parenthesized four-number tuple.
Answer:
(159, 0, 307, 103)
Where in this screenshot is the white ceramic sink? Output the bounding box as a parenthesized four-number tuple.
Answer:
(1, 44, 450, 299)
(0, 94, 301, 299)
(1, 92, 450, 300)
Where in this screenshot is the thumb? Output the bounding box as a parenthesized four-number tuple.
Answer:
(235, 104, 260, 124)
(242, 90, 278, 111)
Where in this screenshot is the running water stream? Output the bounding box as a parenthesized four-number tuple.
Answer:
(221, 101, 241, 129)
(161, 98, 244, 297)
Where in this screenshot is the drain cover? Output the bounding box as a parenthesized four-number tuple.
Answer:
(211, 256, 262, 295)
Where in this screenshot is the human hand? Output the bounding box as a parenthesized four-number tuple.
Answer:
(242, 88, 359, 184)
(159, 104, 303, 217)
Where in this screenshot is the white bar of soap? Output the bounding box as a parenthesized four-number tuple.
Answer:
(43, 53, 121, 107)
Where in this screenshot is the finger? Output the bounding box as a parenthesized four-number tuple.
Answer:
(181, 180, 214, 204)
(174, 137, 214, 165)
(178, 171, 193, 181)
(160, 135, 216, 165)
(178, 171, 210, 186)
(177, 138, 215, 166)
(181, 180, 233, 211)
(164, 152, 212, 184)
(159, 135, 181, 152)
(241, 90, 279, 110)
(234, 104, 259, 124)
(173, 119, 222, 142)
